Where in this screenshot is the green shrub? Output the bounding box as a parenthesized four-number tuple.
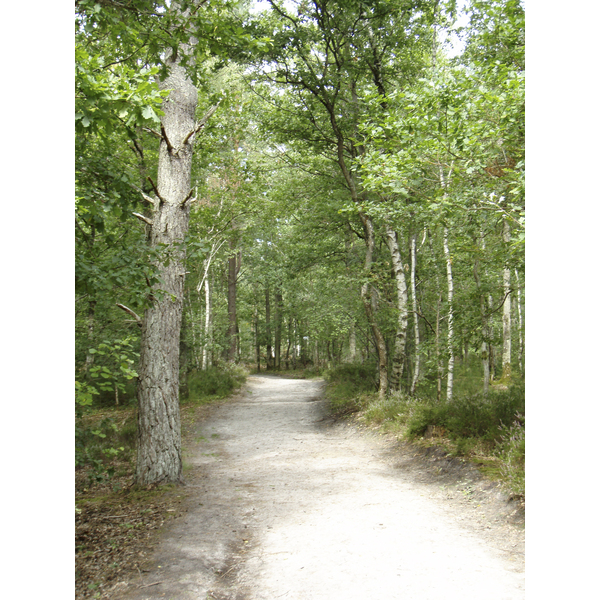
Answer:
(324, 363, 378, 413)
(404, 382, 525, 443)
(495, 413, 525, 497)
(362, 393, 411, 426)
(184, 364, 246, 403)
(75, 416, 129, 485)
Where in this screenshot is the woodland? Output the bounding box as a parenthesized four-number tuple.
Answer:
(75, 0, 524, 494)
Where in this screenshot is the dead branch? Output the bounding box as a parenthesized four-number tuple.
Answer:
(116, 304, 142, 326)
(132, 212, 153, 226)
(147, 177, 165, 204)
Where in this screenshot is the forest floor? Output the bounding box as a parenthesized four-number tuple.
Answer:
(76, 374, 524, 600)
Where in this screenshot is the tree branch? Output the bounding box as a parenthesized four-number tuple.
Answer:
(116, 303, 142, 327)
(142, 127, 163, 139)
(147, 177, 165, 204)
(180, 101, 222, 148)
(160, 125, 175, 153)
(132, 212, 153, 226)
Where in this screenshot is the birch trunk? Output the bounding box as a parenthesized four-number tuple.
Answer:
(227, 247, 241, 362)
(265, 285, 273, 369)
(360, 213, 388, 397)
(473, 245, 490, 395)
(84, 300, 97, 372)
(254, 303, 260, 372)
(443, 227, 455, 401)
(274, 288, 283, 370)
(202, 275, 212, 370)
(385, 225, 409, 393)
(501, 219, 512, 379)
(349, 324, 357, 362)
(135, 41, 199, 485)
(409, 234, 421, 395)
(515, 269, 524, 374)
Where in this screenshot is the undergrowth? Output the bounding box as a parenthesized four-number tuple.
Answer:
(324, 363, 525, 498)
(183, 363, 246, 404)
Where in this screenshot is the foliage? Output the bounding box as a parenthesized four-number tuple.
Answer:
(325, 363, 378, 413)
(87, 338, 139, 404)
(75, 414, 134, 486)
(494, 412, 525, 496)
(184, 364, 246, 403)
(404, 382, 524, 440)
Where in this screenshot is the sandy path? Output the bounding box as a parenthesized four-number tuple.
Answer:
(122, 374, 524, 600)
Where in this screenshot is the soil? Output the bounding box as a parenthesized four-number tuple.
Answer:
(92, 374, 525, 599)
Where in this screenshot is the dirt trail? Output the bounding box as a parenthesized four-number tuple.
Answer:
(120, 374, 524, 600)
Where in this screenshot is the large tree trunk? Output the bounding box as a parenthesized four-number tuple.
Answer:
(135, 35, 201, 486)
(384, 225, 409, 393)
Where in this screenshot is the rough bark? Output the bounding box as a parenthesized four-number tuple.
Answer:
(135, 29, 200, 486)
(384, 225, 409, 393)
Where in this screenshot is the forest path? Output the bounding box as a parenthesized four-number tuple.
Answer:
(121, 374, 524, 600)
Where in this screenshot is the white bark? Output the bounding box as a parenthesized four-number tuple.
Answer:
(515, 268, 524, 374)
(409, 234, 421, 395)
(385, 224, 409, 393)
(443, 227, 454, 401)
(202, 274, 212, 370)
(502, 218, 512, 379)
(349, 323, 357, 362)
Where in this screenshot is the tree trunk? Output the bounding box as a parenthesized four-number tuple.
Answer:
(135, 34, 200, 486)
(84, 300, 97, 372)
(359, 214, 388, 397)
(254, 303, 260, 372)
(473, 243, 490, 395)
(385, 225, 409, 393)
(265, 285, 273, 369)
(435, 293, 442, 402)
(501, 219, 512, 379)
(227, 247, 241, 362)
(409, 234, 421, 395)
(274, 287, 283, 370)
(443, 227, 455, 401)
(515, 268, 524, 374)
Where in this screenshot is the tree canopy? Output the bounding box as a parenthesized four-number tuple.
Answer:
(75, 0, 525, 485)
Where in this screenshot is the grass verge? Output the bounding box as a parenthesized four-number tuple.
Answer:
(75, 365, 247, 599)
(324, 364, 525, 499)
